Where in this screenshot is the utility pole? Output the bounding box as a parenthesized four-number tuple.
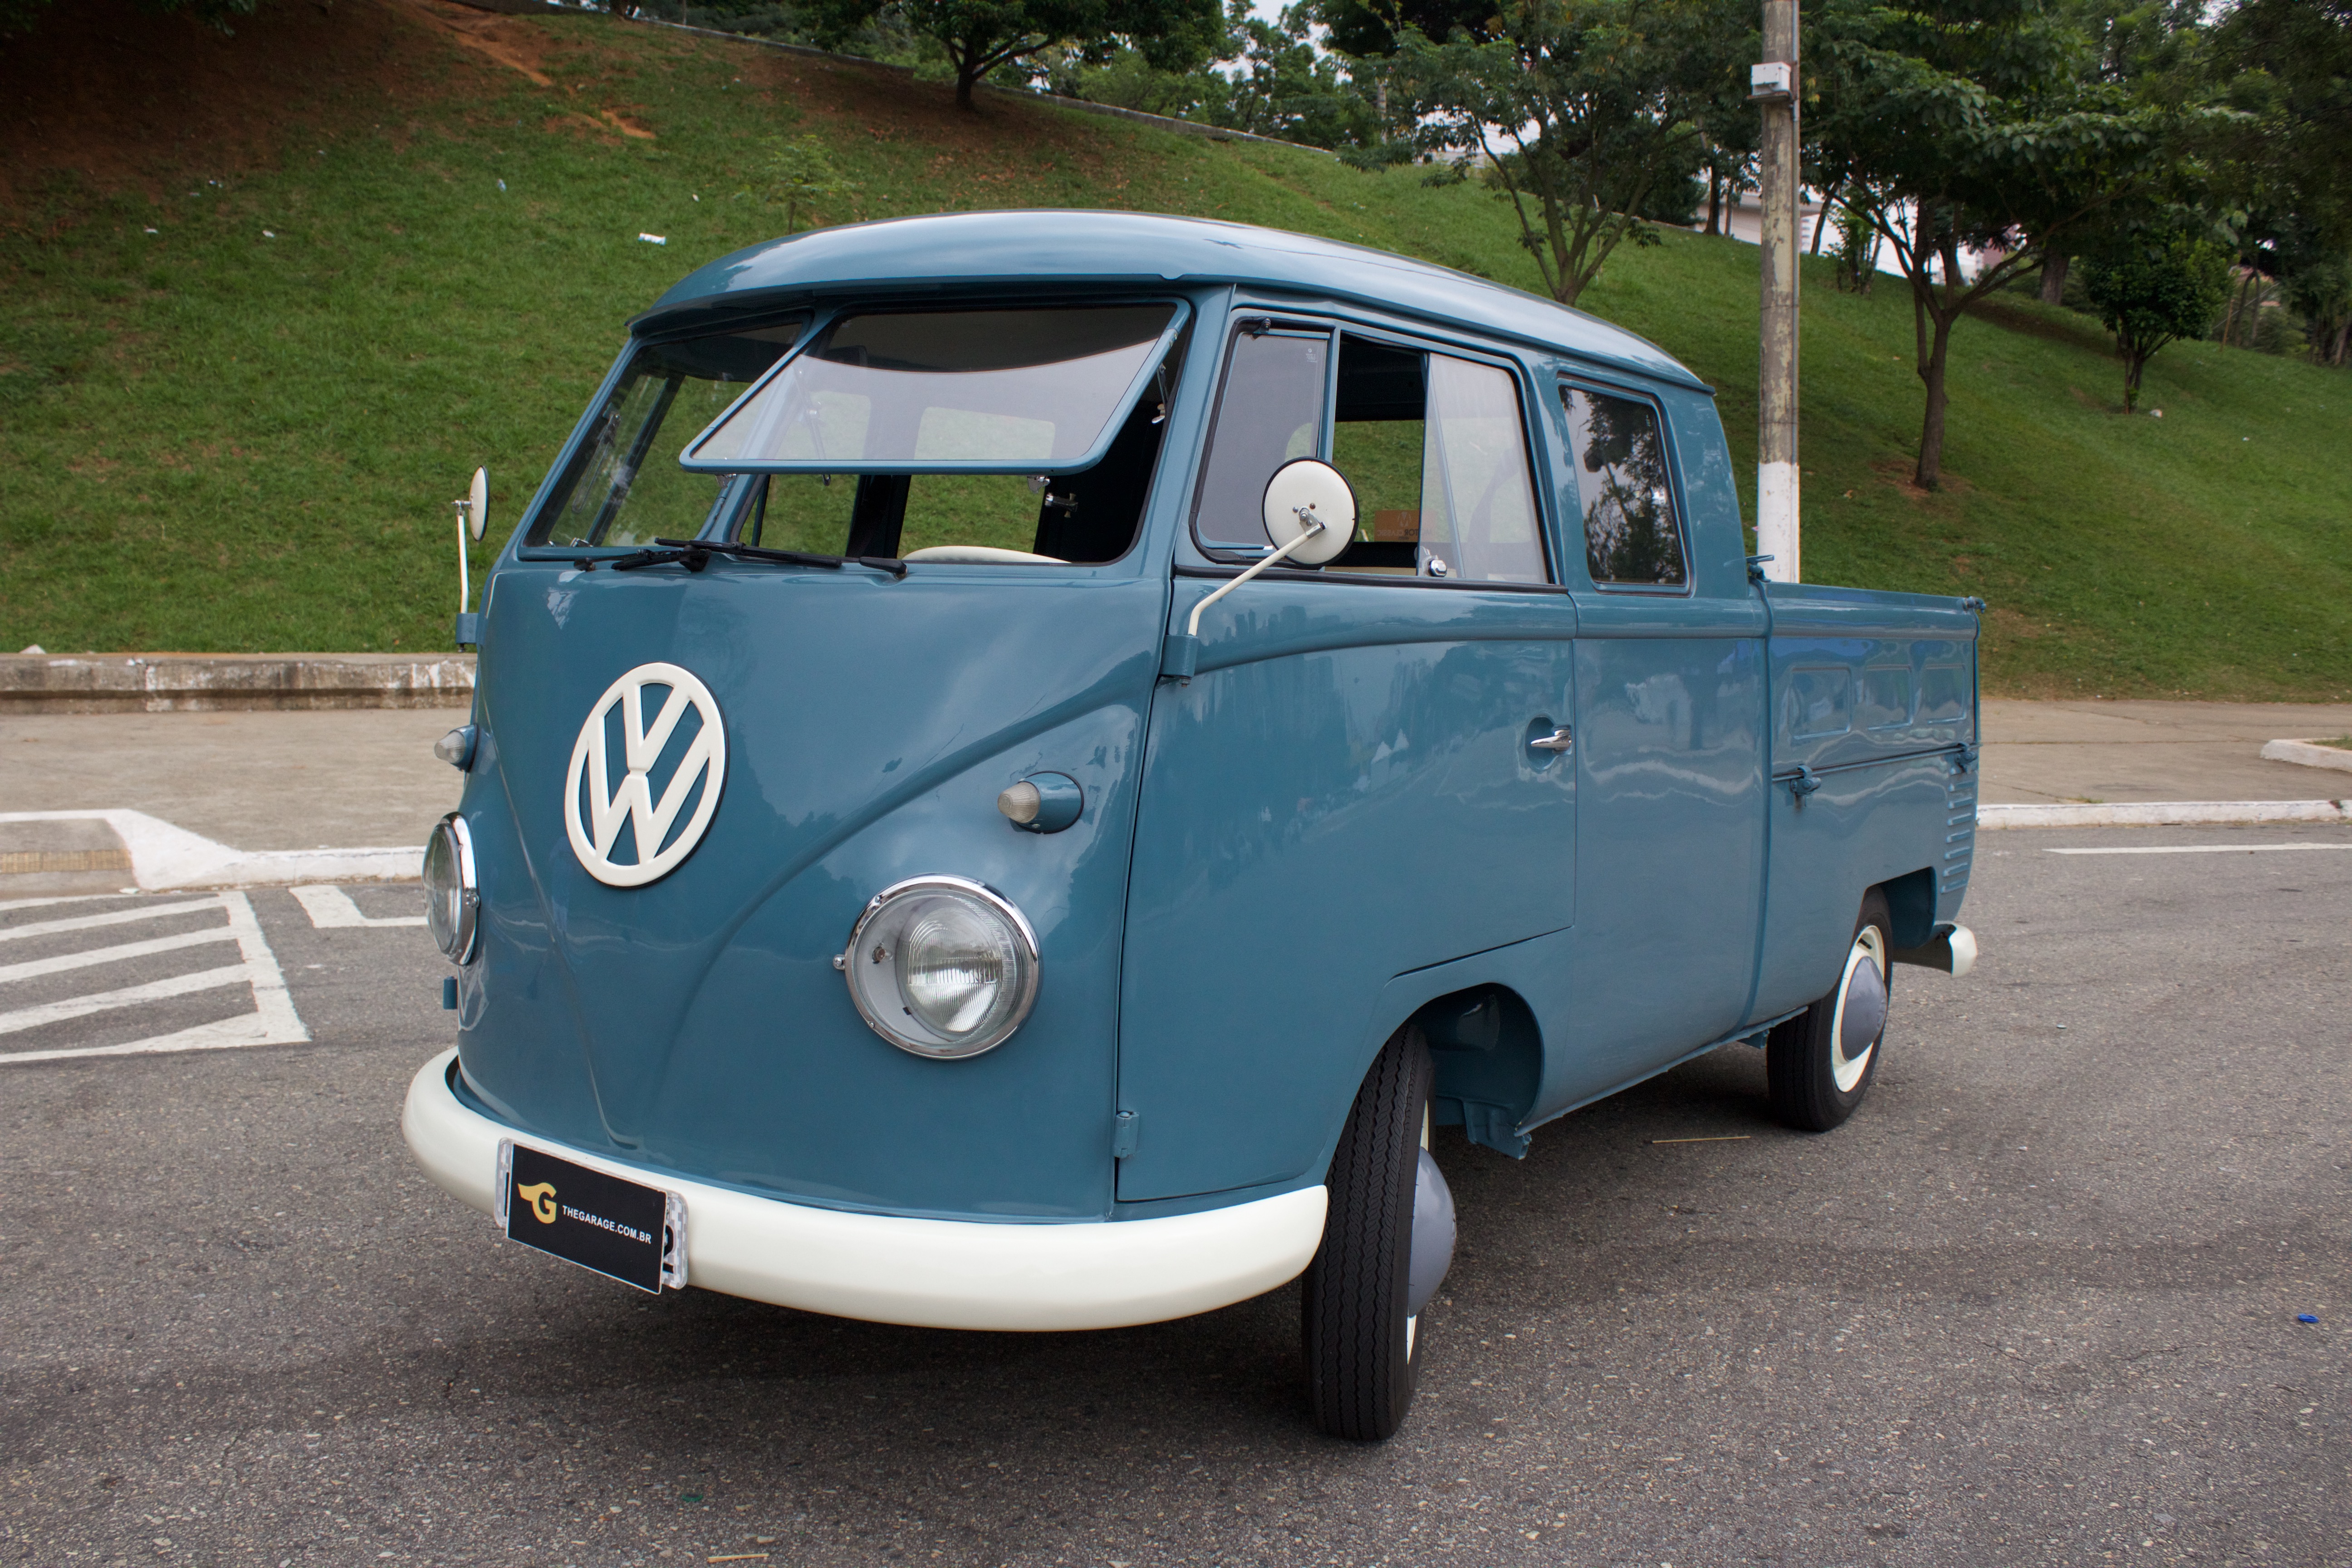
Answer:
(1751, 0, 1800, 583)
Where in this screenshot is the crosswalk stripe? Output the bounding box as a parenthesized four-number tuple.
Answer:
(0, 924, 238, 985)
(0, 890, 310, 1064)
(0, 894, 147, 916)
(0, 963, 256, 1038)
(0, 1007, 305, 1065)
(0, 898, 223, 945)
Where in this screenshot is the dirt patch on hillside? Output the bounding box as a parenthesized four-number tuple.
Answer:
(1868, 455, 1973, 501)
(0, 0, 509, 216)
(393, 0, 558, 85)
(3, 0, 1132, 221)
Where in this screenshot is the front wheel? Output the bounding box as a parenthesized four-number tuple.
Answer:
(1302, 1024, 1455, 1441)
(1767, 889, 1894, 1132)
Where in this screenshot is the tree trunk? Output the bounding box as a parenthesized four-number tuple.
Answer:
(955, 65, 980, 110)
(2221, 268, 2255, 346)
(2039, 250, 2069, 306)
(1809, 180, 1839, 255)
(1913, 300, 1955, 490)
(2122, 349, 2146, 412)
(1705, 166, 1721, 236)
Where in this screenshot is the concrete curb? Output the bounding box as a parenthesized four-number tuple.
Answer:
(2259, 739, 2352, 775)
(0, 811, 420, 890)
(0, 653, 475, 713)
(1979, 799, 2352, 829)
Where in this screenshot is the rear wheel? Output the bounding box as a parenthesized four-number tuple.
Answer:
(1767, 889, 1894, 1132)
(1302, 1024, 1452, 1441)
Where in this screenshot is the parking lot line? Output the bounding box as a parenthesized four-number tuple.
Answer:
(290, 884, 426, 929)
(0, 923, 239, 985)
(0, 898, 224, 943)
(2046, 843, 2352, 855)
(0, 891, 309, 1066)
(0, 963, 256, 1038)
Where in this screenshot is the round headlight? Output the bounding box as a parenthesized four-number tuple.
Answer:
(422, 813, 479, 963)
(838, 877, 1039, 1059)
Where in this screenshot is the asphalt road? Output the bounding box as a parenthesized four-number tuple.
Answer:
(5, 828, 2347, 1568)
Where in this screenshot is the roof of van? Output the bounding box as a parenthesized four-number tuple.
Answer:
(634, 210, 1708, 393)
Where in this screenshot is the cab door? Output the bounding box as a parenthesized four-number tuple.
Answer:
(1113, 318, 1578, 1204)
(1554, 378, 1767, 1103)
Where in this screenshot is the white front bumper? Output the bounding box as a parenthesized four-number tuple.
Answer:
(401, 1049, 1327, 1332)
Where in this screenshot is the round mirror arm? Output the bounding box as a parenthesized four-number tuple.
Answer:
(451, 496, 474, 617)
(1185, 510, 1329, 641)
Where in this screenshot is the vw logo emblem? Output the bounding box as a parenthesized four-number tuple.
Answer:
(564, 662, 726, 888)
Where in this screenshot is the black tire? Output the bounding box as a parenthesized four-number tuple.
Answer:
(1302, 1024, 1433, 1441)
(1767, 888, 1894, 1132)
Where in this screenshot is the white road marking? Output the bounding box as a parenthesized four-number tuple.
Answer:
(0, 899, 223, 943)
(291, 885, 426, 929)
(0, 892, 309, 1065)
(2046, 844, 2352, 856)
(0, 893, 148, 915)
(0, 964, 255, 1037)
(0, 923, 237, 985)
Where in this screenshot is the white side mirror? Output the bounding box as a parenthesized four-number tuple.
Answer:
(467, 466, 489, 541)
(1172, 460, 1362, 676)
(1262, 459, 1354, 567)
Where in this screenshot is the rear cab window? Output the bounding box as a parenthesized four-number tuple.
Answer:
(1558, 382, 1689, 590)
(1192, 320, 1552, 586)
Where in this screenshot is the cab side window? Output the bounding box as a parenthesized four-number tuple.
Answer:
(1194, 324, 1549, 585)
(1561, 384, 1687, 588)
(1417, 355, 1547, 584)
(1191, 329, 1327, 550)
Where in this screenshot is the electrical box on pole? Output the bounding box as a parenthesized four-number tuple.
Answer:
(1754, 0, 1800, 583)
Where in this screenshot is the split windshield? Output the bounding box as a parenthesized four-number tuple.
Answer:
(526, 319, 809, 551)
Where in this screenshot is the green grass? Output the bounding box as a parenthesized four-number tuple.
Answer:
(3, 5, 2348, 697)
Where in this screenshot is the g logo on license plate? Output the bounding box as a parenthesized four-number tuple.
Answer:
(564, 662, 726, 887)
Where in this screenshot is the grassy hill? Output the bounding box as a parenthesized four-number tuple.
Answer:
(3, 0, 2347, 698)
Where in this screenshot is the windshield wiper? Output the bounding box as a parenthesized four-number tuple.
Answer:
(600, 538, 907, 578)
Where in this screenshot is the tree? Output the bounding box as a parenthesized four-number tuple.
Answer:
(1214, 2, 1382, 145)
(2283, 247, 2352, 365)
(2213, 0, 2352, 249)
(1808, 0, 2170, 486)
(1311, 0, 1504, 56)
(745, 135, 858, 233)
(809, 0, 1221, 110)
(1381, 0, 1750, 308)
(2079, 225, 2232, 406)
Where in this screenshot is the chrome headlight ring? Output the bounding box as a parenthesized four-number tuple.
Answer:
(422, 812, 480, 964)
(835, 875, 1040, 1060)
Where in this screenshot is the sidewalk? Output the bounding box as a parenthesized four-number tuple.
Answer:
(1980, 699, 2352, 805)
(4, 699, 2349, 893)
(2, 707, 462, 850)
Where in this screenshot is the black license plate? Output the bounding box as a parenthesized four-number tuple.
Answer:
(503, 1143, 677, 1293)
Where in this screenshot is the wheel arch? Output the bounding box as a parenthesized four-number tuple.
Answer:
(1418, 985, 1544, 1159)
(1325, 965, 1547, 1166)
(1877, 866, 1939, 949)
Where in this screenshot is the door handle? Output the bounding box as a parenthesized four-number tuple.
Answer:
(1530, 726, 1573, 753)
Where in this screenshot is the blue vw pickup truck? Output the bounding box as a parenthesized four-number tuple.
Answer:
(402, 211, 1979, 1441)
